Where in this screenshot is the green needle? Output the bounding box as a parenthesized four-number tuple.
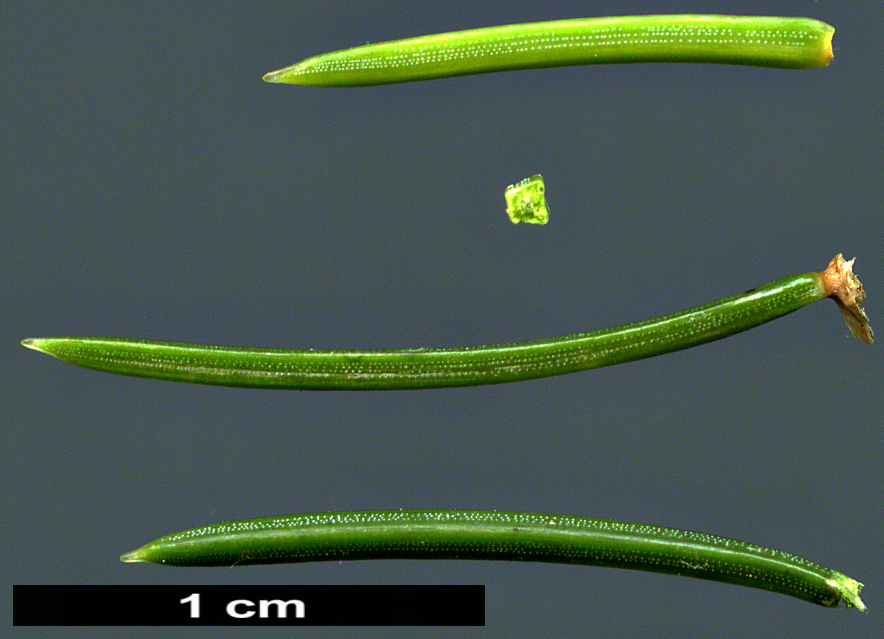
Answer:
(22, 255, 871, 390)
(120, 509, 866, 612)
(264, 15, 834, 87)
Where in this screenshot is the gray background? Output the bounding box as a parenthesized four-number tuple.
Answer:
(4, 0, 881, 635)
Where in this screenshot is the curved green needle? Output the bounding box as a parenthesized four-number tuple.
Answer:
(120, 509, 866, 611)
(21, 256, 871, 390)
(264, 15, 835, 87)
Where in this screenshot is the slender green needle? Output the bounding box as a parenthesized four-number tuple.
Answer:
(263, 15, 835, 87)
(20, 255, 872, 390)
(119, 509, 866, 611)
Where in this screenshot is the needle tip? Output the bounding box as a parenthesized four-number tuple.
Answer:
(120, 549, 146, 563)
(262, 68, 288, 83)
(21, 338, 43, 352)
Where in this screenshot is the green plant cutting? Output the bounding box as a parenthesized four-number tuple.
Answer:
(120, 509, 866, 611)
(263, 15, 834, 87)
(21, 255, 872, 390)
